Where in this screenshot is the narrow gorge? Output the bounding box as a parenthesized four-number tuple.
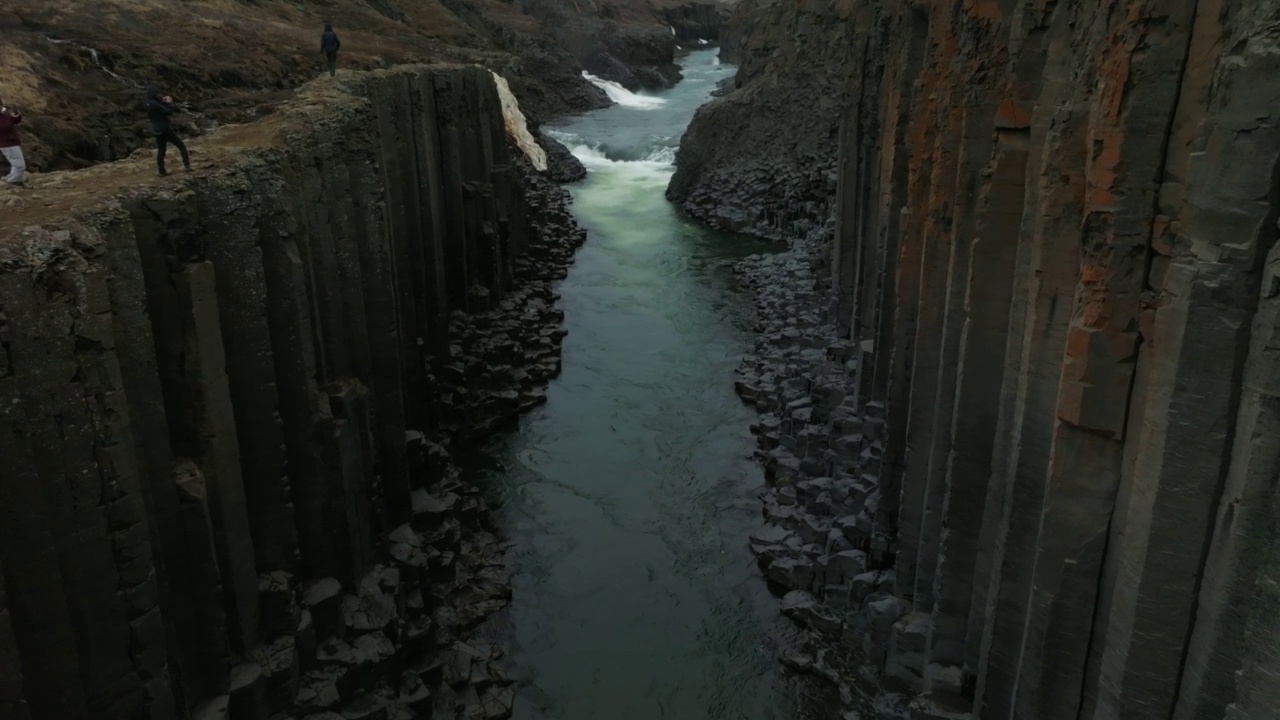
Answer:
(3, 1, 1280, 720)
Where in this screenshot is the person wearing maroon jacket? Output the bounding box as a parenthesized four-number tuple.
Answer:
(0, 99, 25, 186)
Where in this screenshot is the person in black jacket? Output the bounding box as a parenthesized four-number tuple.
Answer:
(145, 85, 190, 176)
(321, 23, 341, 77)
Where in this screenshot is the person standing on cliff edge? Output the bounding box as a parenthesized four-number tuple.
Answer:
(321, 23, 341, 77)
(0, 100, 25, 187)
(145, 85, 190, 176)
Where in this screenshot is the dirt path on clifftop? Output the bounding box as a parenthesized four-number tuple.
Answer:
(0, 76, 349, 240)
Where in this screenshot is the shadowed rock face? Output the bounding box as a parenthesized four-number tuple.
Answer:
(715, 1, 1280, 719)
(0, 65, 586, 720)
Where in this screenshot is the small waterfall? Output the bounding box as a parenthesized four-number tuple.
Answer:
(45, 36, 143, 89)
(489, 71, 547, 171)
(581, 72, 667, 110)
(45, 35, 206, 121)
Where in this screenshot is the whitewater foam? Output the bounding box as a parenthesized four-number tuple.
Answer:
(582, 72, 667, 110)
(643, 146, 676, 164)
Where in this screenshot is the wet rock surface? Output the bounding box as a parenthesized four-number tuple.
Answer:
(537, 131, 587, 184)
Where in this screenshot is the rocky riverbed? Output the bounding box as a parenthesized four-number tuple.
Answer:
(731, 222, 911, 719)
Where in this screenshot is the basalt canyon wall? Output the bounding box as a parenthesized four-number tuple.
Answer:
(666, 0, 853, 240)
(0, 65, 585, 720)
(710, 1, 1280, 719)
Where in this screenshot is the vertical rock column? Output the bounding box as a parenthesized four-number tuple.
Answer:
(1012, 4, 1200, 719)
(199, 181, 299, 576)
(948, 110, 1028, 680)
(130, 200, 262, 656)
(923, 13, 1005, 696)
(99, 209, 231, 705)
(346, 84, 413, 531)
(971, 4, 1088, 716)
(871, 1, 931, 545)
(1163, 5, 1280, 719)
(283, 122, 380, 587)
(0, 564, 31, 720)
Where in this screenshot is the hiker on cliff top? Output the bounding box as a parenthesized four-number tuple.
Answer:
(321, 23, 342, 77)
(145, 85, 190, 176)
(0, 100, 25, 187)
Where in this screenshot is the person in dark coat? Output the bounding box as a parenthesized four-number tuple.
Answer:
(321, 23, 341, 77)
(145, 85, 190, 176)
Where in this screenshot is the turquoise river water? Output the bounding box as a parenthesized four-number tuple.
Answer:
(468, 49, 816, 720)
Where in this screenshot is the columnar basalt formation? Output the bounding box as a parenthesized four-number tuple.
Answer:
(729, 1, 1280, 719)
(0, 65, 585, 720)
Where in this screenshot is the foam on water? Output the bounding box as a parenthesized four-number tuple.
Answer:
(564, 143, 674, 193)
(582, 71, 667, 110)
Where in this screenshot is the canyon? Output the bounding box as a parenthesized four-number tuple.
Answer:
(4, 0, 1280, 720)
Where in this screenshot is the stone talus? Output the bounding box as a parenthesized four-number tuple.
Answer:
(0, 65, 585, 719)
(728, 1, 1280, 718)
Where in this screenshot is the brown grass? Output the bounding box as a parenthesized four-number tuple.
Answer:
(0, 0, 726, 174)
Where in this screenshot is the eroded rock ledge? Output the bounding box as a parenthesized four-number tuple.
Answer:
(0, 65, 585, 720)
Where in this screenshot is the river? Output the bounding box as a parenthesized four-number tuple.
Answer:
(467, 50, 810, 720)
